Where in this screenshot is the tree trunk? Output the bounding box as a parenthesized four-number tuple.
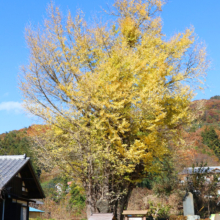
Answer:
(85, 186, 97, 220)
(86, 202, 95, 219)
(84, 177, 134, 220)
(114, 185, 134, 220)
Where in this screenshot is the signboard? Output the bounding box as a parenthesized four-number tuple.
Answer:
(128, 218, 142, 220)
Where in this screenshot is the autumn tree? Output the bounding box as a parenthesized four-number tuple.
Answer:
(19, 0, 208, 219)
(201, 126, 220, 158)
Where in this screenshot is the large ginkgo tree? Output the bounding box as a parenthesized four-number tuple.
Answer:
(20, 0, 208, 219)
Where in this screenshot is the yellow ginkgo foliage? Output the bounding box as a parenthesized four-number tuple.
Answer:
(20, 0, 208, 219)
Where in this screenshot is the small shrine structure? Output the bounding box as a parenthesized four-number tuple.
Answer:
(122, 210, 149, 220)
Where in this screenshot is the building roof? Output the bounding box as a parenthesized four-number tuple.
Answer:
(29, 207, 45, 213)
(88, 213, 114, 220)
(0, 154, 45, 198)
(31, 200, 44, 205)
(0, 155, 29, 188)
(180, 166, 220, 175)
(122, 210, 148, 215)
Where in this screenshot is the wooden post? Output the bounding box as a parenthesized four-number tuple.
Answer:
(2, 199, 5, 220)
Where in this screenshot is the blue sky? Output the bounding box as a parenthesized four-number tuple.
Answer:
(0, 0, 220, 133)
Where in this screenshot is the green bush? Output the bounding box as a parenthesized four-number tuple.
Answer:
(148, 201, 171, 219)
(68, 183, 86, 214)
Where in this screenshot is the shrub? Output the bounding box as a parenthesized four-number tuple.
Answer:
(148, 201, 171, 219)
(68, 183, 86, 214)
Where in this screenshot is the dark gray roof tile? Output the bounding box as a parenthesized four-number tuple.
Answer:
(0, 155, 29, 189)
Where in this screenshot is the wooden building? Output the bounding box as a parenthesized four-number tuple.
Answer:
(29, 207, 44, 218)
(122, 210, 149, 220)
(0, 155, 45, 220)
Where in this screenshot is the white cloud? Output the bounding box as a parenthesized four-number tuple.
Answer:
(0, 101, 24, 113)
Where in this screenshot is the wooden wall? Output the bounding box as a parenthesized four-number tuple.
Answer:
(29, 212, 41, 218)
